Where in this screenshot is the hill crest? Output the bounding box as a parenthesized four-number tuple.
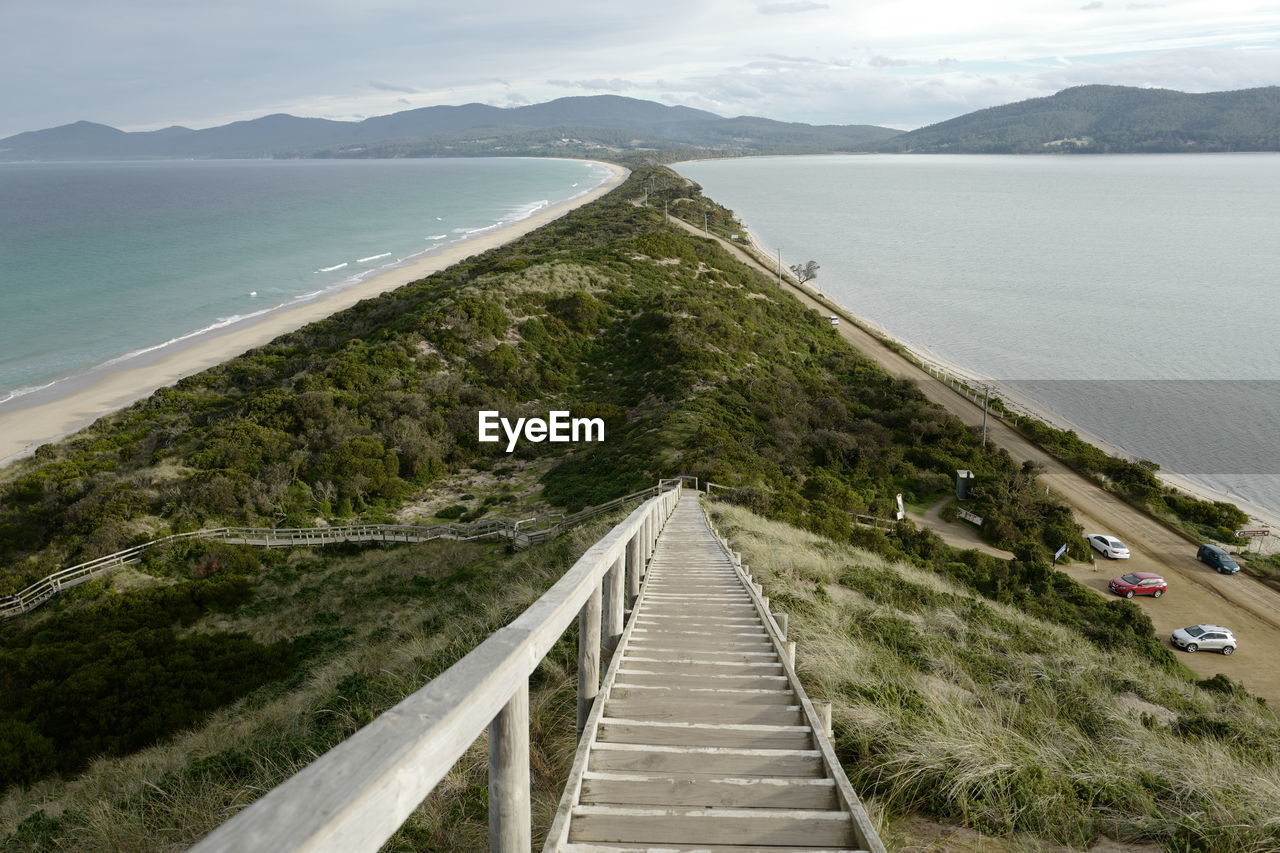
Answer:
(0, 95, 898, 160)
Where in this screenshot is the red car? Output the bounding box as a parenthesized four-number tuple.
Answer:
(1109, 572, 1167, 599)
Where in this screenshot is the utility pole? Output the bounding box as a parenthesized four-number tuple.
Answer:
(981, 384, 990, 447)
(776, 249, 782, 285)
(703, 211, 709, 233)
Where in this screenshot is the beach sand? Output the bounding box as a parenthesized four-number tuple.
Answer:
(0, 160, 630, 468)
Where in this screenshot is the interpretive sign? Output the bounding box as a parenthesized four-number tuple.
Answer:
(956, 508, 983, 526)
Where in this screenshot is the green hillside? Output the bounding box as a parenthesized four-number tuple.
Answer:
(876, 85, 1280, 153)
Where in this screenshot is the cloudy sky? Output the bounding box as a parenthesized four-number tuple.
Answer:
(5, 0, 1280, 138)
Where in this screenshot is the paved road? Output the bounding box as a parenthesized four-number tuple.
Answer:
(669, 212, 1280, 704)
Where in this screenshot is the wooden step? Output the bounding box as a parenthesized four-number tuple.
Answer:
(637, 604, 759, 615)
(620, 657, 785, 675)
(616, 670, 787, 689)
(627, 636, 775, 651)
(620, 647, 778, 661)
(589, 744, 825, 777)
(632, 627, 768, 640)
(579, 771, 839, 809)
(604, 699, 803, 725)
(567, 805, 859, 847)
(597, 718, 813, 749)
(609, 685, 797, 705)
(564, 844, 865, 852)
(637, 614, 762, 624)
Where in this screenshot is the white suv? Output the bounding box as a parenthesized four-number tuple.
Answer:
(1170, 624, 1237, 655)
(1087, 533, 1131, 559)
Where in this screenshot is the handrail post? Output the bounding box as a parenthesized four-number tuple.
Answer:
(813, 700, 834, 740)
(642, 517, 652, 569)
(625, 533, 640, 611)
(603, 554, 624, 651)
(488, 681, 530, 853)
(577, 583, 602, 736)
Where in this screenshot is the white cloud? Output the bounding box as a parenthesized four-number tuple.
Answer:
(369, 80, 419, 94)
(758, 2, 830, 14)
(1036, 47, 1280, 92)
(3, 0, 1280, 136)
(547, 78, 641, 92)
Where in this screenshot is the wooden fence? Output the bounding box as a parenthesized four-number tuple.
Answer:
(0, 478, 696, 620)
(188, 483, 683, 852)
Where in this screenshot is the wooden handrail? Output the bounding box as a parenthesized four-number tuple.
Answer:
(189, 484, 682, 853)
(1, 479, 689, 620)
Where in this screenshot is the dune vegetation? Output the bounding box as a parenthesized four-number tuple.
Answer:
(711, 501, 1280, 852)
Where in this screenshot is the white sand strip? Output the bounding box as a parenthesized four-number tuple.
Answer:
(0, 161, 629, 468)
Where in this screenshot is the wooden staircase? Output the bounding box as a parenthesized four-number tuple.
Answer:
(547, 494, 883, 852)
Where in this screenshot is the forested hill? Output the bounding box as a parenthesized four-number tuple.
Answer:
(875, 85, 1280, 153)
(0, 95, 900, 160)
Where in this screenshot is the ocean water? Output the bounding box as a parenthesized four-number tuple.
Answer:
(0, 157, 608, 405)
(676, 154, 1280, 516)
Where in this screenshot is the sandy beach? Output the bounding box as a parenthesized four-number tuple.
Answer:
(0, 160, 629, 468)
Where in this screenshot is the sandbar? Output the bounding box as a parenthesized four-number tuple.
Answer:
(0, 160, 630, 467)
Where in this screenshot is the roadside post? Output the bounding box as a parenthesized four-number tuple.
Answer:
(1236, 528, 1270, 553)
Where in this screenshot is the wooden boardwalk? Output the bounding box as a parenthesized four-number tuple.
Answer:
(548, 494, 883, 852)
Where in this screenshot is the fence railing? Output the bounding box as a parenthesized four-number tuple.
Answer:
(189, 484, 683, 853)
(1, 478, 694, 620)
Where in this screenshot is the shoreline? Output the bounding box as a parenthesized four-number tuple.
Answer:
(0, 160, 630, 467)
(735, 225, 1280, 541)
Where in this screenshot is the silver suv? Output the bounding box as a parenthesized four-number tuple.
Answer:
(1170, 624, 1237, 655)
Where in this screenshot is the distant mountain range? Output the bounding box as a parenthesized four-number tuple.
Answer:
(875, 85, 1280, 153)
(0, 96, 901, 161)
(6, 86, 1280, 161)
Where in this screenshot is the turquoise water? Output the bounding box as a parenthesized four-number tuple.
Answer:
(677, 154, 1280, 514)
(0, 157, 607, 403)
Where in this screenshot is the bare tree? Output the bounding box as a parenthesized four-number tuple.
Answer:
(790, 260, 819, 284)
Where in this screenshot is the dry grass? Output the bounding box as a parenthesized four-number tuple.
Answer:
(710, 501, 1280, 852)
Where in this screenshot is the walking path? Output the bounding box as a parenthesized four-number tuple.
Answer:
(547, 494, 882, 851)
(906, 498, 1013, 560)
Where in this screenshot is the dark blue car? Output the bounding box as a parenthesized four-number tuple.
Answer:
(1197, 543, 1240, 574)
